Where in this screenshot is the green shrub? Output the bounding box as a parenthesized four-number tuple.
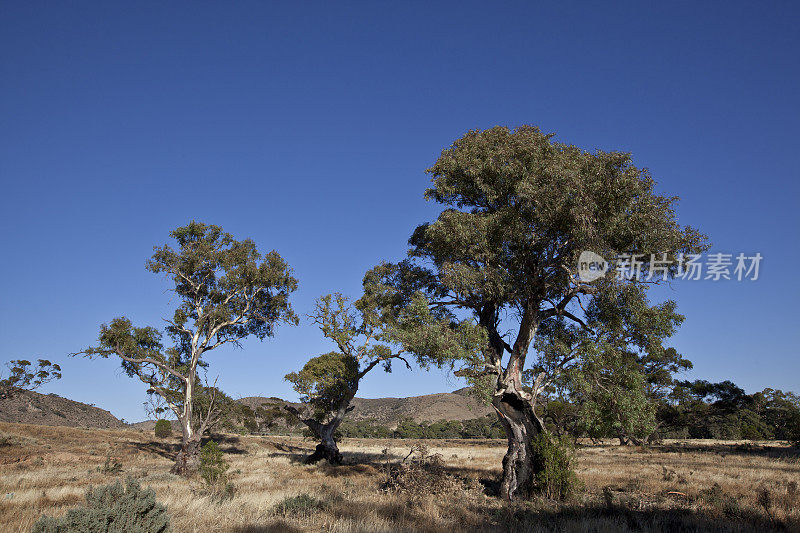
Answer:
(198, 440, 234, 502)
(530, 431, 583, 501)
(32, 477, 170, 533)
(273, 494, 325, 516)
(97, 452, 123, 475)
(199, 441, 228, 486)
(153, 420, 172, 439)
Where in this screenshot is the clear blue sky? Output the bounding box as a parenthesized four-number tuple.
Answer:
(1, 2, 798, 422)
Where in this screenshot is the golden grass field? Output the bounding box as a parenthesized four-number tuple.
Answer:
(1, 422, 798, 532)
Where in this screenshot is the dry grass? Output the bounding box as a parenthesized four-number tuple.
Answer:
(1, 423, 798, 532)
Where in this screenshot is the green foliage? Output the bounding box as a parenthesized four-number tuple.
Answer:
(333, 415, 507, 440)
(191, 386, 257, 434)
(199, 441, 229, 486)
(753, 389, 800, 441)
(97, 452, 123, 475)
(1, 359, 62, 399)
(542, 399, 581, 438)
(32, 477, 170, 533)
(789, 416, 800, 448)
(530, 432, 583, 501)
(459, 415, 506, 439)
(567, 347, 656, 444)
(659, 382, 800, 441)
(154, 420, 172, 439)
(335, 419, 392, 439)
(533, 276, 693, 444)
(363, 126, 707, 490)
(147, 222, 299, 345)
(273, 494, 325, 516)
(198, 440, 235, 502)
(285, 352, 359, 418)
(284, 284, 485, 458)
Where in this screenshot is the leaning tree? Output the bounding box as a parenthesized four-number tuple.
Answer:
(368, 126, 707, 499)
(77, 222, 298, 475)
(285, 290, 483, 464)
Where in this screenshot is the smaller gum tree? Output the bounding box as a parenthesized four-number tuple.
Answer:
(76, 222, 298, 475)
(285, 287, 484, 464)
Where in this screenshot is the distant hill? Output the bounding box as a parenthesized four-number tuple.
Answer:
(0, 389, 124, 429)
(238, 387, 492, 429)
(0, 388, 492, 431)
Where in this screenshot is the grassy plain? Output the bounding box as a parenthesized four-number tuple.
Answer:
(1, 422, 798, 532)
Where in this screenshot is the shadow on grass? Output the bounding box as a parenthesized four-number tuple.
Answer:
(232, 521, 303, 533)
(128, 440, 180, 460)
(234, 497, 797, 533)
(475, 501, 797, 533)
(127, 434, 248, 459)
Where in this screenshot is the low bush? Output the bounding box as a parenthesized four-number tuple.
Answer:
(97, 451, 123, 475)
(32, 477, 170, 533)
(273, 493, 325, 516)
(382, 443, 480, 496)
(530, 431, 583, 501)
(153, 420, 171, 439)
(198, 440, 235, 502)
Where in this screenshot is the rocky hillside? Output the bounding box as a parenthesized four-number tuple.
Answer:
(0, 389, 124, 429)
(238, 388, 492, 429)
(348, 388, 493, 426)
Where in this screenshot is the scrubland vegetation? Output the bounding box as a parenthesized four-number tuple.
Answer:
(1, 423, 799, 532)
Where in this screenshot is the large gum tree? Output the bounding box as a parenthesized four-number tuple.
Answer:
(78, 222, 298, 475)
(369, 126, 707, 500)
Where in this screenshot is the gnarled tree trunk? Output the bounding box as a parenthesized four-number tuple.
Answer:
(489, 307, 545, 501)
(285, 391, 354, 465)
(305, 424, 343, 465)
(493, 388, 545, 500)
(172, 434, 201, 475)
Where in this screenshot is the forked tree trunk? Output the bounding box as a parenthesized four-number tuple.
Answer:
(493, 389, 545, 500)
(488, 308, 546, 501)
(285, 392, 353, 465)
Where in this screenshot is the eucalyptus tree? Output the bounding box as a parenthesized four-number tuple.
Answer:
(569, 280, 692, 444)
(77, 222, 298, 475)
(285, 291, 483, 464)
(0, 359, 62, 400)
(368, 126, 707, 499)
